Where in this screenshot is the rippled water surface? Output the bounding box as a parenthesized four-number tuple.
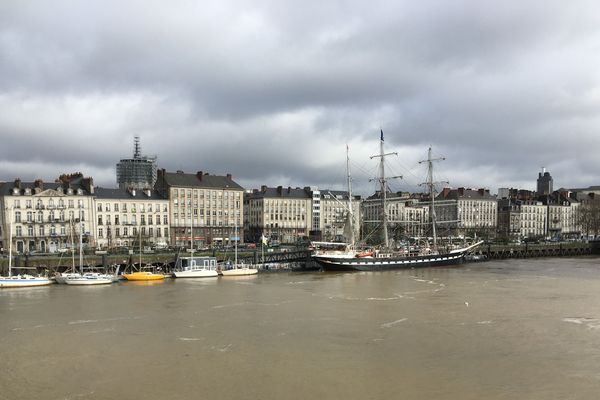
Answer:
(2, 257, 600, 399)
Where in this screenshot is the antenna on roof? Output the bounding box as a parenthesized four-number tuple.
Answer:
(133, 136, 141, 159)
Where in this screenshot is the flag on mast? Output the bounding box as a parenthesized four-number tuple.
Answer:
(380, 129, 384, 141)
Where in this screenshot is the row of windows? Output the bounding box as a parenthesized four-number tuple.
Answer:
(13, 199, 85, 209)
(174, 201, 240, 209)
(97, 202, 168, 213)
(13, 224, 87, 237)
(172, 189, 241, 199)
(97, 214, 168, 226)
(98, 227, 169, 238)
(14, 210, 86, 223)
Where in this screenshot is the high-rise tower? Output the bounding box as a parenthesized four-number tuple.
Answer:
(536, 168, 553, 196)
(116, 136, 157, 190)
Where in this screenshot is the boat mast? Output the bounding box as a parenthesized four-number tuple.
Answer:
(190, 210, 194, 260)
(70, 220, 75, 273)
(234, 219, 238, 265)
(370, 130, 400, 248)
(79, 210, 83, 272)
(346, 144, 354, 247)
(8, 207, 12, 277)
(419, 146, 446, 251)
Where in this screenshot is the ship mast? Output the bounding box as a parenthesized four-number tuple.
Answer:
(419, 147, 446, 251)
(346, 144, 355, 247)
(370, 130, 401, 248)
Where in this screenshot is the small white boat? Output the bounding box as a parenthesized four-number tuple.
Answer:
(174, 256, 219, 278)
(64, 273, 113, 286)
(0, 208, 52, 288)
(220, 262, 258, 276)
(0, 275, 52, 288)
(220, 219, 258, 277)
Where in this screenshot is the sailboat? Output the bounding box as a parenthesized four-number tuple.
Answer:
(220, 216, 258, 276)
(311, 144, 359, 259)
(314, 130, 483, 271)
(0, 207, 52, 288)
(64, 216, 113, 285)
(173, 215, 218, 278)
(123, 223, 165, 281)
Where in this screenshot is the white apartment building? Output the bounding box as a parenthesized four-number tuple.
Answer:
(94, 188, 170, 249)
(0, 176, 96, 254)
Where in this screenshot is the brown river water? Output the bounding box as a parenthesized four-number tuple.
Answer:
(2, 256, 600, 399)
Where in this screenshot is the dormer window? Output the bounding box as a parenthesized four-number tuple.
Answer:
(67, 188, 73, 195)
(12, 188, 19, 195)
(77, 189, 83, 195)
(56, 187, 63, 194)
(24, 188, 31, 195)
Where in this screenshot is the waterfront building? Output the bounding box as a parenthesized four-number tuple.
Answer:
(0, 175, 95, 254)
(244, 186, 361, 244)
(497, 189, 545, 239)
(116, 136, 157, 190)
(93, 187, 170, 249)
(543, 190, 580, 239)
(155, 169, 244, 248)
(244, 186, 312, 244)
(320, 189, 361, 243)
(361, 191, 428, 242)
(436, 188, 498, 238)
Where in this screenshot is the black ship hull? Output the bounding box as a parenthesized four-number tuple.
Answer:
(313, 251, 466, 272)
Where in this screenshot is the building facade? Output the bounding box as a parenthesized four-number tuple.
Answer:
(244, 186, 361, 244)
(436, 188, 498, 238)
(0, 175, 96, 254)
(94, 188, 170, 249)
(155, 169, 244, 248)
(361, 191, 429, 242)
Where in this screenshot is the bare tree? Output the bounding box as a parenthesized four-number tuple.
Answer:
(577, 195, 600, 238)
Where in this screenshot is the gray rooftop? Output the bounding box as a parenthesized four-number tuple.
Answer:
(157, 170, 244, 190)
(95, 187, 167, 200)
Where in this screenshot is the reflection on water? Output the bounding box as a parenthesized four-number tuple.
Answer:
(2, 257, 600, 400)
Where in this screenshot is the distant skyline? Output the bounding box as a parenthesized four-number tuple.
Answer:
(1, 1, 599, 196)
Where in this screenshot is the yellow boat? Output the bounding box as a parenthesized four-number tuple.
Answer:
(123, 271, 165, 281)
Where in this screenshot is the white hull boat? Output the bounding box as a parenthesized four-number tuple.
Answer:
(0, 275, 52, 288)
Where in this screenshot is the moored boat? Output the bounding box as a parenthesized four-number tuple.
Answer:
(314, 241, 483, 271)
(314, 131, 483, 271)
(173, 256, 219, 278)
(123, 271, 165, 281)
(64, 272, 113, 285)
(0, 208, 52, 288)
(0, 275, 52, 288)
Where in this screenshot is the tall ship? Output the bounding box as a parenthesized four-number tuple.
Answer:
(313, 131, 482, 272)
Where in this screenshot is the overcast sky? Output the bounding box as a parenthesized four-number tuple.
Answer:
(1, 0, 599, 196)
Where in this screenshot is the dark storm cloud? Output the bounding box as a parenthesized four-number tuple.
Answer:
(1, 0, 600, 194)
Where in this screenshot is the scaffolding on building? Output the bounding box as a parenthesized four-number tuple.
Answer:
(116, 136, 157, 190)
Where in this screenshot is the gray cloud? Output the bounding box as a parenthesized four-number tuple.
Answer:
(1, 0, 599, 195)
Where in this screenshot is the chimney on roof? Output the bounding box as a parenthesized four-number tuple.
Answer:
(14, 178, 21, 189)
(82, 177, 94, 194)
(287, 186, 291, 193)
(197, 171, 203, 181)
(34, 179, 43, 190)
(226, 173, 232, 180)
(442, 187, 450, 198)
(261, 185, 267, 193)
(277, 186, 282, 195)
(458, 187, 465, 196)
(478, 188, 485, 196)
